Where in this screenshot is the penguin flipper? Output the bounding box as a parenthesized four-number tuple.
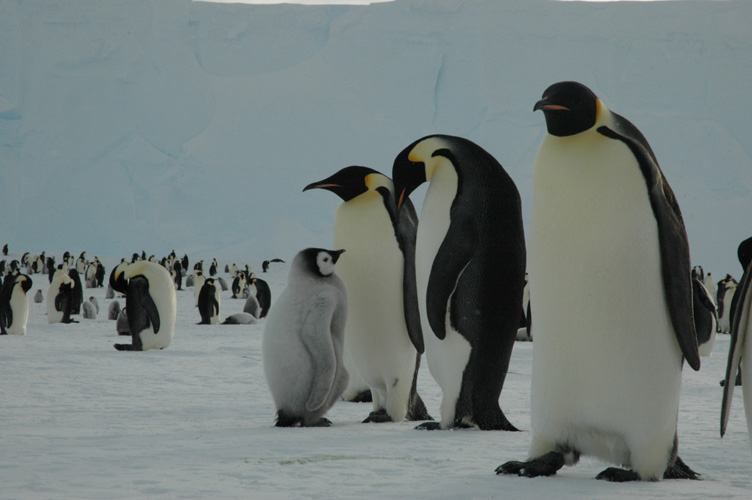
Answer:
(128, 276, 161, 335)
(301, 294, 339, 412)
(598, 122, 700, 371)
(721, 242, 752, 437)
(395, 196, 424, 353)
(426, 216, 477, 340)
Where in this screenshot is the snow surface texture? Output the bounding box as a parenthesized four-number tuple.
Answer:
(1, 254, 751, 499)
(0, 0, 750, 277)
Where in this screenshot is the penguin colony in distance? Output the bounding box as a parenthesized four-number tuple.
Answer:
(110, 261, 176, 351)
(304, 166, 430, 424)
(721, 236, 752, 445)
(262, 248, 349, 427)
(497, 81, 699, 482)
(392, 135, 526, 431)
(0, 273, 32, 335)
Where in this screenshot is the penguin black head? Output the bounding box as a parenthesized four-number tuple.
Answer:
(392, 135, 460, 212)
(534, 81, 600, 137)
(17, 274, 32, 294)
(738, 236, 752, 271)
(298, 248, 345, 278)
(303, 166, 382, 202)
(109, 262, 130, 295)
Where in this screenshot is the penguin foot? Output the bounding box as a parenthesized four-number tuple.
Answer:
(414, 421, 442, 431)
(406, 393, 432, 422)
(476, 413, 520, 431)
(274, 410, 302, 428)
(346, 390, 373, 403)
(362, 409, 392, 424)
(496, 452, 565, 477)
(663, 456, 700, 480)
(114, 343, 138, 351)
(595, 468, 640, 482)
(306, 418, 332, 427)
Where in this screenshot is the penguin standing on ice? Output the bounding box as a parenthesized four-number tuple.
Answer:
(262, 248, 349, 427)
(392, 134, 526, 431)
(721, 236, 752, 444)
(0, 273, 32, 335)
(47, 267, 77, 324)
(305, 166, 430, 423)
(497, 81, 699, 482)
(197, 278, 221, 325)
(109, 261, 177, 351)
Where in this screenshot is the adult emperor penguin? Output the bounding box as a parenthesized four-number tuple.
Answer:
(110, 260, 177, 351)
(192, 270, 206, 306)
(47, 267, 77, 324)
(304, 166, 430, 423)
(392, 134, 526, 431)
(197, 278, 221, 325)
(721, 236, 752, 444)
(0, 273, 32, 335)
(497, 81, 700, 482)
(262, 247, 349, 427)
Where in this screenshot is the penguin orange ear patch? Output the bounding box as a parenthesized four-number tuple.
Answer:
(542, 104, 570, 111)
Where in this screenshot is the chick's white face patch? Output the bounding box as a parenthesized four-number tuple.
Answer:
(316, 251, 337, 276)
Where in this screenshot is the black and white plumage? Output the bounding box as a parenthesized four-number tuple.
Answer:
(392, 135, 526, 431)
(0, 273, 32, 335)
(497, 81, 699, 482)
(262, 248, 348, 427)
(197, 278, 221, 325)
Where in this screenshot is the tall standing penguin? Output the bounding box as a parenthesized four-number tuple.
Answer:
(197, 278, 221, 325)
(497, 81, 700, 482)
(304, 166, 430, 423)
(262, 248, 349, 427)
(721, 236, 752, 445)
(109, 261, 177, 351)
(0, 273, 32, 335)
(392, 134, 526, 431)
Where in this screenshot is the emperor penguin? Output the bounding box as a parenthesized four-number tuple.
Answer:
(231, 271, 247, 299)
(109, 260, 177, 351)
(0, 273, 32, 335)
(33, 289, 43, 304)
(262, 248, 349, 427)
(254, 277, 272, 318)
(497, 81, 700, 482)
(717, 277, 738, 333)
(304, 166, 431, 423)
(197, 278, 221, 325)
(392, 134, 526, 431)
(192, 270, 206, 306)
(47, 267, 77, 324)
(693, 278, 717, 357)
(721, 236, 752, 445)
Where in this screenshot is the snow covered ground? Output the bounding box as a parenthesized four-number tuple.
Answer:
(1, 254, 751, 500)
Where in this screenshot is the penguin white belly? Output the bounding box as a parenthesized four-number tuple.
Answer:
(139, 266, 176, 351)
(719, 288, 736, 333)
(334, 199, 417, 419)
(416, 165, 471, 428)
(7, 289, 29, 335)
(529, 135, 682, 477)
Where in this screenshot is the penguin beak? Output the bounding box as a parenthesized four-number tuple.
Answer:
(397, 188, 407, 212)
(331, 249, 346, 264)
(534, 99, 570, 112)
(302, 182, 341, 192)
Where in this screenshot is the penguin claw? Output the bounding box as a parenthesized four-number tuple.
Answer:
(595, 467, 641, 482)
(414, 421, 442, 430)
(362, 409, 392, 424)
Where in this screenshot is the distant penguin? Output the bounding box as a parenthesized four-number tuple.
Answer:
(222, 312, 257, 325)
(181, 255, 189, 275)
(108, 300, 121, 320)
(33, 289, 43, 304)
(304, 166, 430, 423)
(89, 296, 99, 314)
(47, 268, 77, 324)
(392, 135, 526, 431)
(262, 258, 285, 273)
(109, 261, 177, 351)
(173, 261, 183, 290)
(232, 271, 247, 299)
(209, 258, 218, 277)
(82, 299, 97, 320)
(497, 81, 699, 481)
(0, 273, 32, 335)
(95, 260, 105, 288)
(186, 274, 194, 288)
(106, 285, 115, 299)
(197, 278, 221, 325)
(704, 272, 716, 300)
(718, 277, 738, 333)
(2, 244, 7, 256)
(254, 277, 271, 318)
(262, 248, 349, 427)
(46, 257, 56, 282)
(217, 276, 228, 292)
(693, 278, 718, 357)
(721, 236, 752, 445)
